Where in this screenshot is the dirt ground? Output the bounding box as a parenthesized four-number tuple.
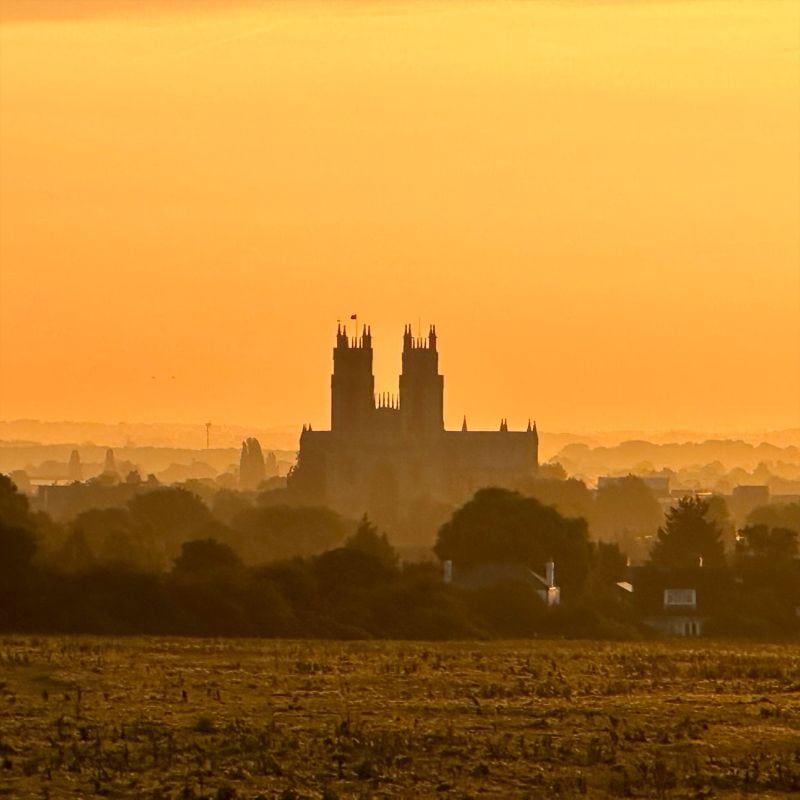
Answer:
(1, 637, 799, 798)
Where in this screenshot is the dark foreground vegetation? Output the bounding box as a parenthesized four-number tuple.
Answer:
(1, 637, 800, 799)
(2, 475, 800, 639)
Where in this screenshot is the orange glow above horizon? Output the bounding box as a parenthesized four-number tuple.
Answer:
(1, 1, 798, 434)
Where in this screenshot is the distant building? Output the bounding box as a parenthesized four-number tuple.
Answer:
(68, 450, 82, 482)
(36, 481, 145, 521)
(289, 324, 539, 534)
(444, 559, 560, 606)
(102, 448, 119, 478)
(622, 566, 735, 637)
(730, 484, 770, 523)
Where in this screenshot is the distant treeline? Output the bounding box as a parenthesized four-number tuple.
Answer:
(0, 475, 632, 639)
(554, 439, 800, 493)
(1, 475, 799, 640)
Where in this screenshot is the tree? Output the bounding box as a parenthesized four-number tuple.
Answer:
(524, 478, 593, 521)
(68, 507, 159, 572)
(735, 524, 798, 567)
(591, 540, 628, 585)
(434, 488, 592, 594)
(0, 475, 42, 582)
(705, 494, 736, 553)
(0, 524, 37, 580)
(746, 502, 800, 537)
(0, 474, 37, 531)
(239, 438, 266, 490)
(344, 515, 399, 570)
(649, 496, 726, 568)
(730, 524, 800, 636)
(173, 538, 243, 578)
(212, 489, 253, 525)
(590, 475, 663, 542)
(537, 462, 568, 481)
(56, 529, 96, 574)
(128, 487, 222, 547)
(314, 547, 393, 599)
(228, 504, 350, 564)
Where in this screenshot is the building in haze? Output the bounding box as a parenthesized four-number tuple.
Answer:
(289, 324, 539, 538)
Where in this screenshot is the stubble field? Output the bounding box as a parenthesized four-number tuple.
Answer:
(1, 637, 799, 799)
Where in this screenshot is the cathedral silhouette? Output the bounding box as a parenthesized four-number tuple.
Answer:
(289, 324, 539, 537)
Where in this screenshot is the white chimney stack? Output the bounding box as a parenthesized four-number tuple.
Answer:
(443, 560, 453, 584)
(546, 560, 555, 588)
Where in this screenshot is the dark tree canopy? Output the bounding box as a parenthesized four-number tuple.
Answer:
(67, 507, 158, 571)
(524, 477, 593, 521)
(0, 476, 39, 582)
(0, 474, 37, 532)
(212, 489, 253, 525)
(591, 540, 628, 585)
(736, 524, 798, 566)
(344, 515, 399, 570)
(128, 487, 222, 553)
(746, 502, 800, 537)
(434, 488, 592, 593)
(239, 437, 266, 490)
(173, 538, 243, 578)
(0, 524, 37, 580)
(649, 496, 726, 568)
(704, 494, 736, 552)
(536, 462, 568, 481)
(229, 504, 350, 564)
(590, 475, 663, 541)
(313, 547, 393, 598)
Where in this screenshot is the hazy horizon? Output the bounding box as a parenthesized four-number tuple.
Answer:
(1, 417, 798, 454)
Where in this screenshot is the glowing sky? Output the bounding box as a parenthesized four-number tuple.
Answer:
(1, 1, 798, 434)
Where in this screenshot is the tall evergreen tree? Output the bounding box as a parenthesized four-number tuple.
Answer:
(239, 438, 266, 489)
(344, 515, 399, 570)
(649, 496, 726, 568)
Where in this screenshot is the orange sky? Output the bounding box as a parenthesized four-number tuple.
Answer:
(1, 0, 798, 435)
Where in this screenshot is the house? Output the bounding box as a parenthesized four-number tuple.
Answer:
(622, 566, 736, 636)
(443, 559, 560, 606)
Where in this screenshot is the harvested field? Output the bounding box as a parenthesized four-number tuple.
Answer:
(1, 637, 799, 798)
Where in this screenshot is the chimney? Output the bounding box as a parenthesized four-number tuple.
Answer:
(443, 560, 453, 584)
(545, 560, 555, 588)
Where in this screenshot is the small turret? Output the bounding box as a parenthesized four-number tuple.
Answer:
(461, 415, 468, 432)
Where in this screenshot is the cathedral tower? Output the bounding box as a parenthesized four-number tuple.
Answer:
(331, 324, 375, 432)
(399, 324, 444, 435)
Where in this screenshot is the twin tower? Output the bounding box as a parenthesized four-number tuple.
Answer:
(293, 322, 539, 538)
(331, 323, 444, 436)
